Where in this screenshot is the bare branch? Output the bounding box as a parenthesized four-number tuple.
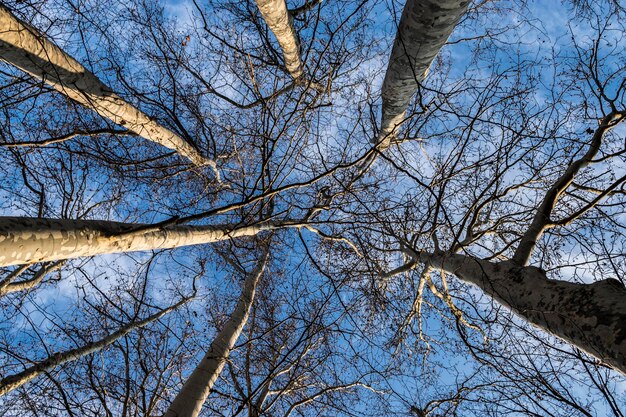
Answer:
(0, 294, 192, 396)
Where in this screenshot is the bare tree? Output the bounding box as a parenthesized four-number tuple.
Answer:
(377, 0, 469, 147)
(164, 246, 269, 417)
(0, 292, 192, 396)
(254, 0, 304, 80)
(0, 0, 625, 415)
(0, 4, 217, 171)
(0, 216, 301, 266)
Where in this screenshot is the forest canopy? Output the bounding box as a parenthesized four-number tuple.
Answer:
(1, 0, 626, 415)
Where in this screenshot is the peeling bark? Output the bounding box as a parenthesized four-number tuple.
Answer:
(0, 5, 217, 171)
(377, 0, 468, 147)
(255, 0, 304, 80)
(0, 217, 293, 266)
(0, 296, 190, 396)
(420, 251, 626, 375)
(163, 253, 268, 417)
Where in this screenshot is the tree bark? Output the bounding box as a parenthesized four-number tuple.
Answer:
(0, 217, 293, 266)
(163, 253, 269, 417)
(419, 251, 626, 375)
(0, 296, 190, 396)
(377, 0, 468, 147)
(0, 5, 216, 170)
(255, 0, 304, 80)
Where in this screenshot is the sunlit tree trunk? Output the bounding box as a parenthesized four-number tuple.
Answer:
(163, 252, 269, 417)
(255, 0, 304, 80)
(418, 251, 626, 375)
(0, 295, 190, 396)
(388, 112, 626, 375)
(377, 0, 468, 147)
(0, 5, 217, 171)
(0, 217, 295, 266)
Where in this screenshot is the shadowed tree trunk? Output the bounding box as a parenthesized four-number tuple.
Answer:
(163, 251, 269, 417)
(0, 217, 297, 266)
(417, 251, 626, 375)
(0, 5, 217, 171)
(0, 295, 192, 396)
(255, 0, 304, 80)
(377, 0, 468, 147)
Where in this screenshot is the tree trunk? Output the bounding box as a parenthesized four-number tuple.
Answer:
(377, 0, 468, 147)
(255, 0, 304, 80)
(0, 296, 190, 396)
(163, 253, 268, 417)
(419, 251, 626, 375)
(0, 217, 292, 266)
(0, 5, 216, 170)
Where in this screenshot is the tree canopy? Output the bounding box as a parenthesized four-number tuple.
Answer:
(1, 0, 626, 415)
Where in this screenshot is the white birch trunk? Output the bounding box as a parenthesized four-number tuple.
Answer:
(377, 0, 468, 147)
(255, 0, 304, 80)
(0, 217, 291, 267)
(0, 5, 216, 170)
(420, 251, 626, 375)
(163, 253, 268, 417)
(0, 296, 190, 396)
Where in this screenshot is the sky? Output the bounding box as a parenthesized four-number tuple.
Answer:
(1, 0, 625, 415)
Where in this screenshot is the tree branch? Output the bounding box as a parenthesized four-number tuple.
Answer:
(513, 112, 625, 265)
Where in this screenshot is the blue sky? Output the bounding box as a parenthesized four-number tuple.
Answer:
(1, 0, 626, 415)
